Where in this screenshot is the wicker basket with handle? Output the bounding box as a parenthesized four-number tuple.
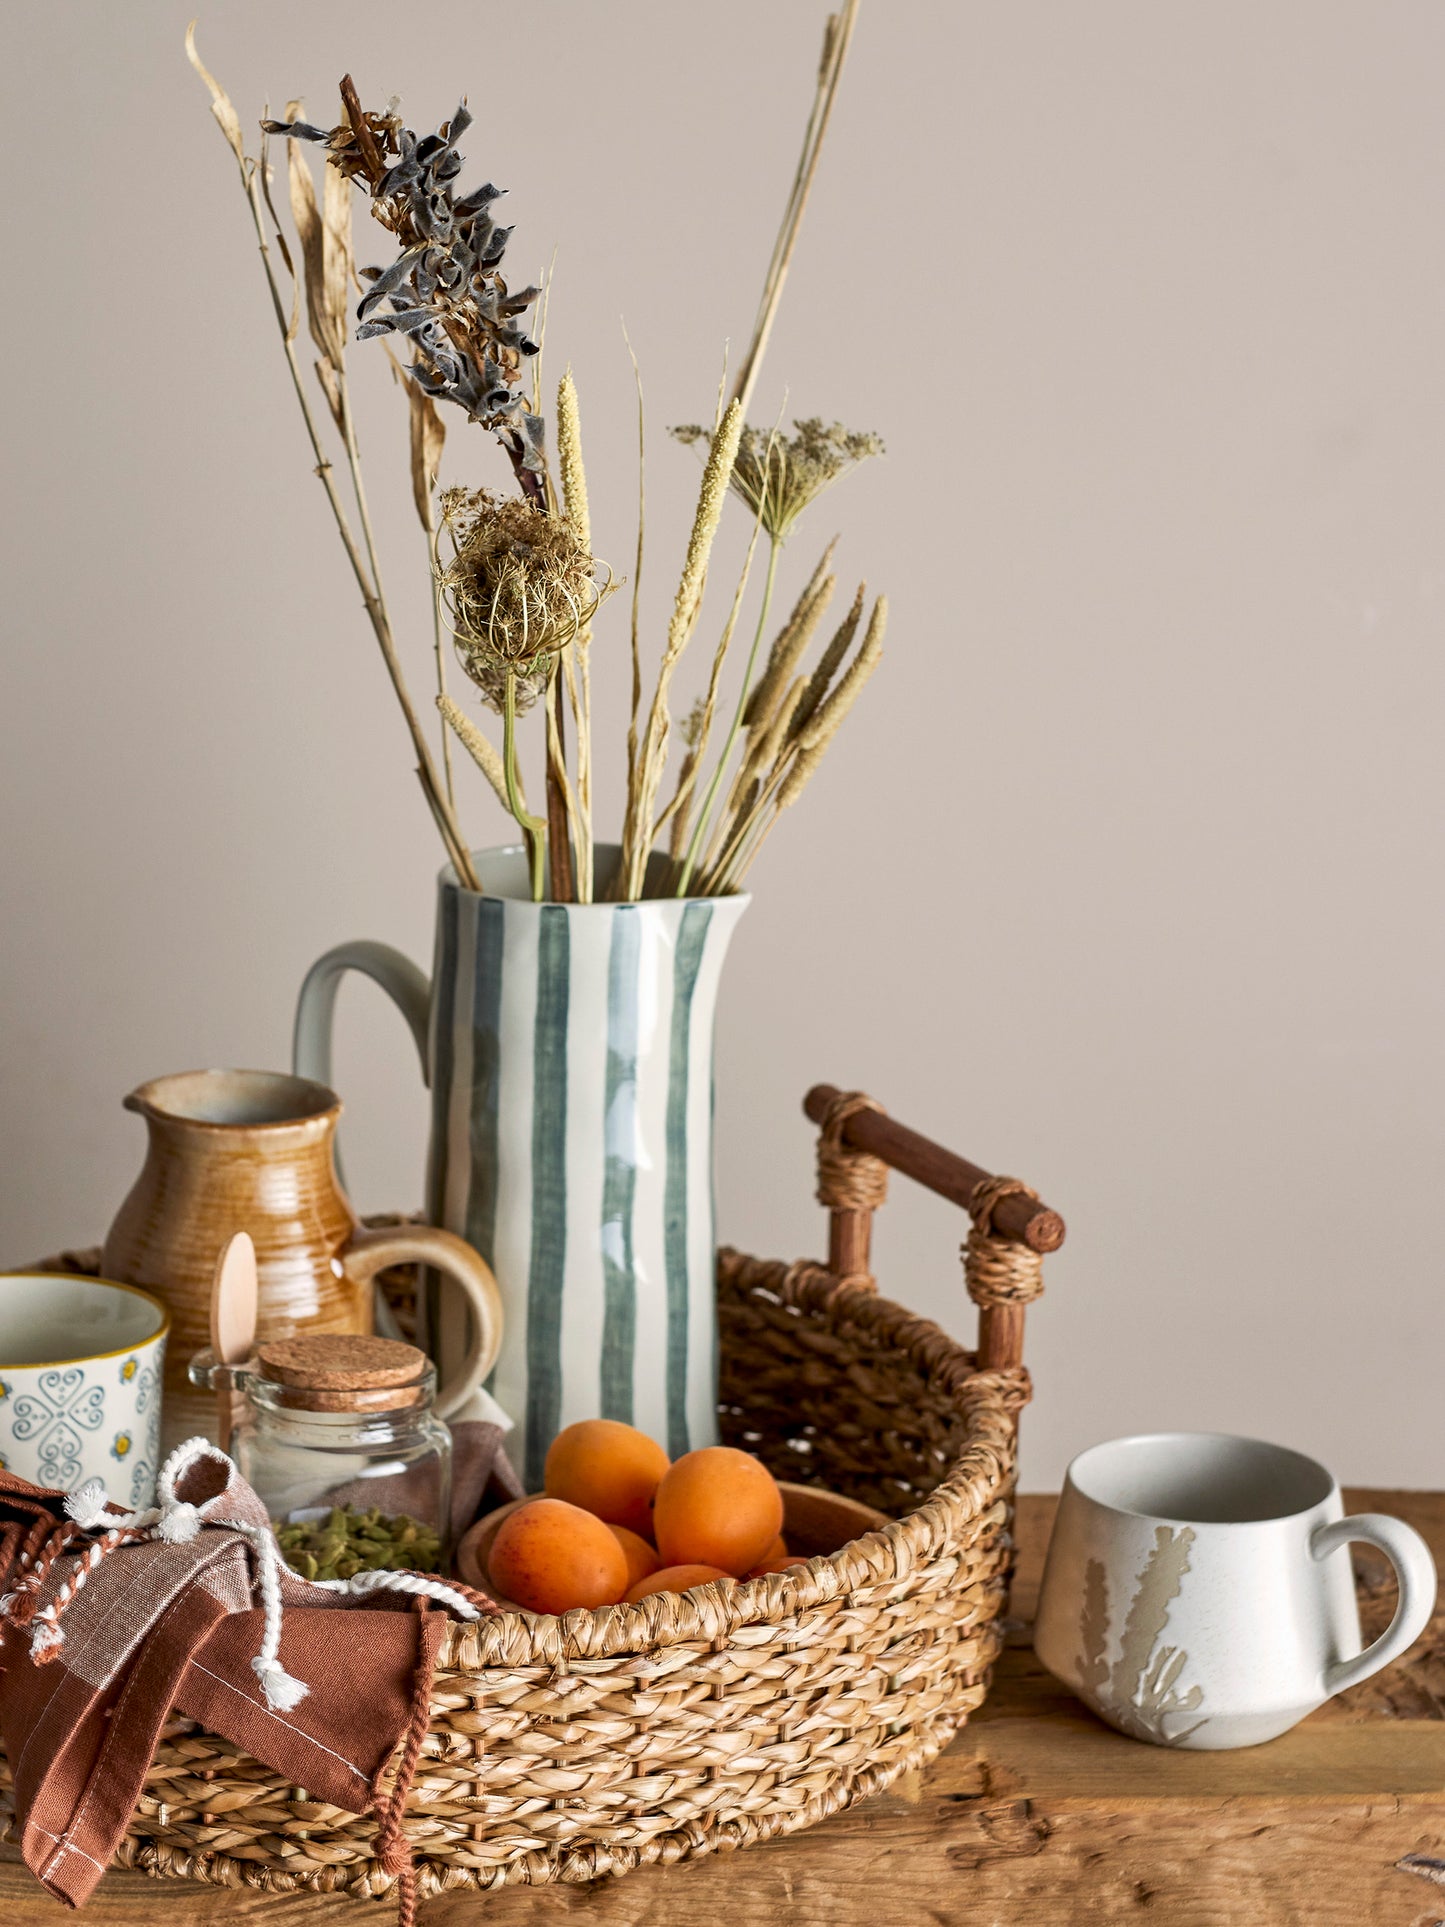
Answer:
(7, 1083, 1063, 1902)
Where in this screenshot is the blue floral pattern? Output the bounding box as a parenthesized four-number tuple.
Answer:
(12, 1369, 106, 1487)
(0, 1338, 163, 1497)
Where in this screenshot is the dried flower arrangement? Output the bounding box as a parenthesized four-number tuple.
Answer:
(187, 6, 883, 902)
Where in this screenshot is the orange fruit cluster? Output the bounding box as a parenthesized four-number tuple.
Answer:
(486, 1419, 798, 1616)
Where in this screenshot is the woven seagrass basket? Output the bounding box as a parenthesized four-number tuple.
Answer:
(8, 1084, 1063, 1903)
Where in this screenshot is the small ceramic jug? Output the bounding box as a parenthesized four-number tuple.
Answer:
(1034, 1431, 1437, 1750)
(102, 1069, 502, 1451)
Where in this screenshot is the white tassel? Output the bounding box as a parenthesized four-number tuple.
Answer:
(251, 1654, 310, 1711)
(29, 1615, 64, 1657)
(156, 1502, 203, 1544)
(64, 1479, 115, 1531)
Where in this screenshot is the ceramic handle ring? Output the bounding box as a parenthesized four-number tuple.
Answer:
(1311, 1513, 1438, 1696)
(341, 1224, 503, 1419)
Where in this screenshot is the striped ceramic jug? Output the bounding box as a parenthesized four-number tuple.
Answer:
(294, 845, 747, 1489)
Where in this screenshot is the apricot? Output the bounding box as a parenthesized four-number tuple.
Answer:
(608, 1523, 661, 1591)
(487, 1498, 628, 1614)
(624, 1563, 731, 1603)
(652, 1446, 784, 1577)
(759, 1532, 790, 1564)
(544, 1418, 669, 1537)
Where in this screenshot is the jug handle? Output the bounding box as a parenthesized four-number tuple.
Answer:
(294, 941, 432, 1099)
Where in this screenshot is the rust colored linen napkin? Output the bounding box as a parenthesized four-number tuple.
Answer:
(0, 1440, 499, 1915)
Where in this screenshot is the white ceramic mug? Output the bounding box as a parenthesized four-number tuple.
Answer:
(0, 1273, 169, 1509)
(1034, 1431, 1437, 1749)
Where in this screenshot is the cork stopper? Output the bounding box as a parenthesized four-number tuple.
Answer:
(255, 1335, 430, 1413)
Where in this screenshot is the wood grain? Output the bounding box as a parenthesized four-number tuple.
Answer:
(2, 1489, 1438, 1925)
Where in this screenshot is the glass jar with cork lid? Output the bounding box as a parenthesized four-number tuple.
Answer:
(191, 1333, 452, 1580)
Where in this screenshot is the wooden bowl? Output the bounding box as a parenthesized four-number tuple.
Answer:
(455, 1481, 889, 1611)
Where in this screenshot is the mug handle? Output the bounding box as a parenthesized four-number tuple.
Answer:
(341, 1223, 504, 1420)
(1311, 1512, 1438, 1695)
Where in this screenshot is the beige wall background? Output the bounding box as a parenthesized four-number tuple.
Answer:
(2, 2, 1441, 1489)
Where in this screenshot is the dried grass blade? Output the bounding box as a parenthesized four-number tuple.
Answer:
(405, 377, 446, 533)
(185, 22, 246, 166)
(315, 358, 344, 434)
(320, 157, 352, 372)
(286, 134, 331, 372)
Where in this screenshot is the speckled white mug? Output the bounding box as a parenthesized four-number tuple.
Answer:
(0, 1273, 169, 1509)
(1034, 1432, 1437, 1750)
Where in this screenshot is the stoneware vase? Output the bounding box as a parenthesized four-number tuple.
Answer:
(0, 1273, 168, 1507)
(1034, 1431, 1438, 1749)
(101, 1069, 503, 1453)
(294, 844, 748, 1488)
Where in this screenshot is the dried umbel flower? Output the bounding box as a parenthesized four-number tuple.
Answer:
(436, 490, 611, 705)
(671, 417, 884, 542)
(268, 89, 545, 492)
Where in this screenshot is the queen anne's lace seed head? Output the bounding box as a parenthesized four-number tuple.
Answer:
(435, 489, 613, 707)
(671, 417, 883, 542)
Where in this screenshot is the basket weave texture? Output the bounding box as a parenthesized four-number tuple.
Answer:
(1, 1243, 1027, 1902)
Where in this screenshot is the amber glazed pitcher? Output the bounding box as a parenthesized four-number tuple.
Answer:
(102, 1069, 501, 1451)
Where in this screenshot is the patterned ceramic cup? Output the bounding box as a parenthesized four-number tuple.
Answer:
(1034, 1431, 1437, 1750)
(0, 1273, 168, 1509)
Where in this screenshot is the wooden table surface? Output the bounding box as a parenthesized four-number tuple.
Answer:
(3, 1489, 1442, 1925)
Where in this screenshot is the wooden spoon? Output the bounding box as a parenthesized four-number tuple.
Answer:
(209, 1232, 258, 1454)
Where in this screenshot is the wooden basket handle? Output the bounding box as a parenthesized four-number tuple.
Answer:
(804, 1082, 1065, 1378)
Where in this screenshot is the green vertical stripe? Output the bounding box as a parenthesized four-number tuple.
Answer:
(524, 905, 569, 1488)
(600, 908, 640, 1419)
(422, 884, 460, 1372)
(663, 903, 713, 1459)
(467, 900, 505, 1271)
